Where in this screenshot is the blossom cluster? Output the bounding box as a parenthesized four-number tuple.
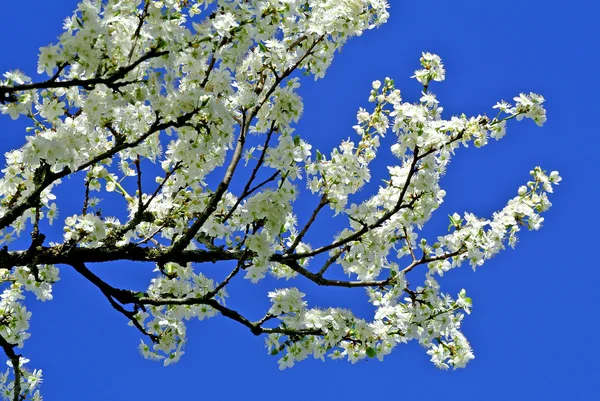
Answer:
(265, 277, 475, 370)
(133, 262, 225, 365)
(260, 64, 559, 368)
(0, 264, 58, 400)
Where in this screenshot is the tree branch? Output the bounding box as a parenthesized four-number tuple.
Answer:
(0, 244, 244, 270)
(0, 109, 197, 232)
(286, 194, 328, 254)
(222, 122, 277, 224)
(0, 48, 168, 102)
(0, 333, 21, 401)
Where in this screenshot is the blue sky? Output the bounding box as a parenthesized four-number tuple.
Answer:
(0, 1, 598, 400)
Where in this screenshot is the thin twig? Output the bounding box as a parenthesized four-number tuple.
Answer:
(0, 334, 22, 401)
(221, 122, 277, 224)
(286, 194, 328, 254)
(317, 245, 349, 276)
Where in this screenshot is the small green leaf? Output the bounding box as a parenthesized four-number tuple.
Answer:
(293, 135, 301, 146)
(259, 42, 267, 52)
(366, 347, 377, 358)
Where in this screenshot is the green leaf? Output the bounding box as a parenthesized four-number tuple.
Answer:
(259, 42, 267, 53)
(293, 135, 301, 146)
(366, 347, 377, 358)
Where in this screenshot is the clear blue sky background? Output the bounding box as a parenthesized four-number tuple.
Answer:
(0, 1, 598, 400)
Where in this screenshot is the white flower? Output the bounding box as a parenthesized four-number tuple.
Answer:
(2, 70, 30, 85)
(46, 203, 58, 225)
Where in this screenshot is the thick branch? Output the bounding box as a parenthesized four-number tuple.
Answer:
(0, 244, 243, 270)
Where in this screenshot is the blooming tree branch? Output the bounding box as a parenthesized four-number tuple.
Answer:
(0, 0, 560, 399)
